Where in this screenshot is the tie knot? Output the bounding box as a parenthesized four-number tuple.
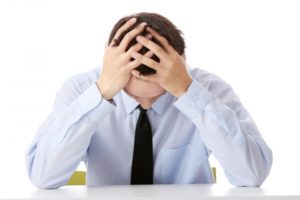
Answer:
(138, 105, 147, 113)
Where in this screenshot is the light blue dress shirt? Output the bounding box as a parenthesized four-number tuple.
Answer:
(26, 67, 272, 189)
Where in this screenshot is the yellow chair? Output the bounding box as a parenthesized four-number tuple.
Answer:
(67, 171, 86, 185)
(67, 167, 217, 185)
(211, 167, 216, 183)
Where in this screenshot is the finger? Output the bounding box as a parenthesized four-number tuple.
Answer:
(126, 59, 140, 71)
(130, 51, 159, 71)
(119, 22, 147, 51)
(136, 35, 167, 58)
(126, 33, 152, 55)
(127, 43, 143, 55)
(146, 26, 172, 52)
(145, 33, 153, 39)
(131, 69, 159, 83)
(127, 50, 154, 70)
(144, 49, 154, 58)
(110, 18, 137, 46)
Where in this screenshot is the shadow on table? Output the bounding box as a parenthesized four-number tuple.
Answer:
(225, 186, 266, 196)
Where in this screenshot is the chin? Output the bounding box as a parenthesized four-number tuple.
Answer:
(124, 77, 166, 98)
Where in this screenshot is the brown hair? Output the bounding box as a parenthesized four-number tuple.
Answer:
(108, 12, 185, 75)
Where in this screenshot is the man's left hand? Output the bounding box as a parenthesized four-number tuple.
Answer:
(130, 27, 193, 98)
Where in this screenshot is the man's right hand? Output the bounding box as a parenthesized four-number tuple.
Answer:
(96, 18, 152, 100)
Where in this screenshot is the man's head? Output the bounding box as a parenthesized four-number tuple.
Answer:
(108, 12, 186, 98)
(109, 12, 186, 75)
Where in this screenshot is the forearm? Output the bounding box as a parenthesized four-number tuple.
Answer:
(174, 79, 273, 186)
(26, 83, 116, 189)
(195, 110, 272, 186)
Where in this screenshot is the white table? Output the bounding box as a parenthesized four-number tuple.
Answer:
(2, 184, 300, 199)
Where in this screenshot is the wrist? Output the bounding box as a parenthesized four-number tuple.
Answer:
(174, 78, 192, 98)
(95, 80, 113, 100)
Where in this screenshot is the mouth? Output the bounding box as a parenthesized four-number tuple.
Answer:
(134, 76, 150, 83)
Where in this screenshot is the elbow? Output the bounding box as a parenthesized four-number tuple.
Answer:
(29, 174, 65, 189)
(235, 175, 266, 187)
(247, 147, 273, 187)
(227, 172, 268, 187)
(32, 182, 59, 190)
(228, 154, 273, 187)
(26, 155, 66, 189)
(236, 145, 273, 187)
(243, 165, 272, 187)
(235, 168, 272, 187)
(27, 163, 65, 189)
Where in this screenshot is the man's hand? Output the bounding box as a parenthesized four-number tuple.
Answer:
(96, 18, 152, 100)
(130, 27, 193, 98)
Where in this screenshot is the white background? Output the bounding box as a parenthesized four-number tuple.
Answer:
(0, 0, 300, 193)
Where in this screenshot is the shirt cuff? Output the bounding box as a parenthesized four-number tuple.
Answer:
(173, 80, 213, 120)
(77, 83, 116, 123)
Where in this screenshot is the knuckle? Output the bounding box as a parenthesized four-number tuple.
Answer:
(149, 59, 155, 66)
(125, 24, 145, 39)
(135, 43, 142, 50)
(127, 47, 134, 54)
(162, 70, 170, 78)
(123, 34, 132, 43)
(166, 60, 174, 67)
(123, 32, 138, 43)
(151, 61, 159, 69)
(145, 52, 153, 58)
(143, 38, 150, 45)
(120, 21, 132, 31)
(155, 47, 163, 55)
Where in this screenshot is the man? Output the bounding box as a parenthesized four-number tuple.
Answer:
(26, 12, 272, 189)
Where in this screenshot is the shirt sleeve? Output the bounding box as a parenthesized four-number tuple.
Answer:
(173, 79, 273, 187)
(25, 79, 116, 189)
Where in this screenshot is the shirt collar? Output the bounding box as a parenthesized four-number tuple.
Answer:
(120, 90, 139, 115)
(151, 91, 175, 115)
(120, 89, 175, 116)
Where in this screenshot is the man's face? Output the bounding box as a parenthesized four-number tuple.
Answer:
(124, 54, 186, 98)
(124, 75, 166, 98)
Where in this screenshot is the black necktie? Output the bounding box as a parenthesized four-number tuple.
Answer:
(131, 105, 153, 184)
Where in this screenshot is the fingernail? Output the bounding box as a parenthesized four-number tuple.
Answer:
(139, 22, 147, 27)
(132, 70, 138, 75)
(145, 33, 152, 39)
(136, 35, 143, 41)
(130, 18, 137, 23)
(132, 70, 140, 77)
